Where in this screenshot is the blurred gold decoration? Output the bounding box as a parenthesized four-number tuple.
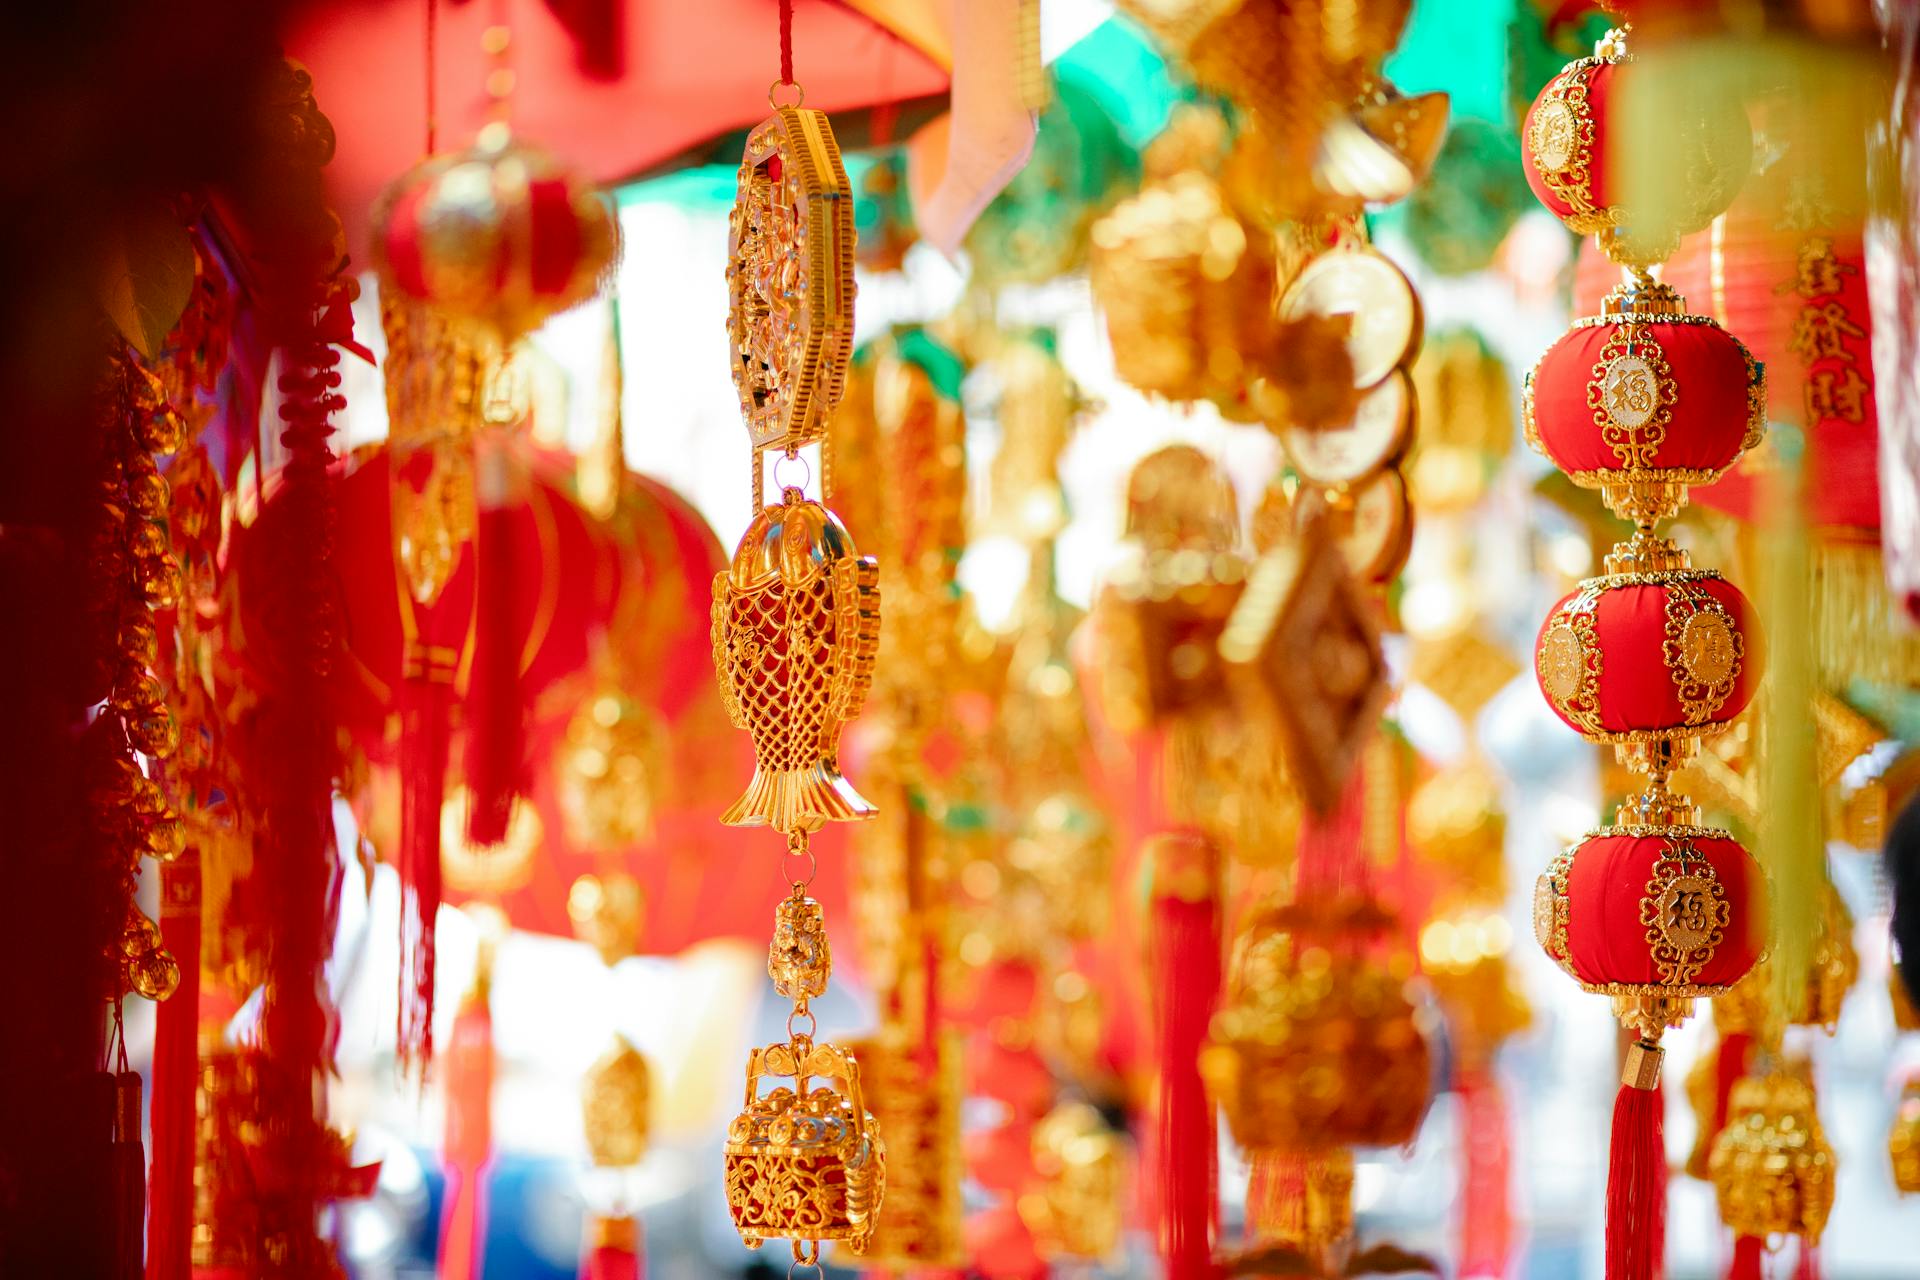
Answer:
(724, 1040, 886, 1255)
(1021, 1102, 1128, 1261)
(1278, 246, 1422, 391)
(582, 1035, 653, 1168)
(567, 872, 645, 968)
(1409, 629, 1521, 726)
(1281, 469, 1414, 587)
(1708, 1061, 1836, 1244)
(1095, 448, 1248, 734)
(1119, 0, 1414, 219)
(1421, 916, 1531, 1061)
(1220, 522, 1390, 813)
(1203, 900, 1431, 1151)
(1405, 330, 1513, 512)
(1090, 170, 1357, 426)
(1714, 881, 1857, 1042)
(1170, 717, 1303, 870)
(1245, 1148, 1354, 1253)
(1315, 84, 1450, 210)
(1891, 1080, 1920, 1195)
(440, 785, 541, 896)
(1280, 370, 1414, 488)
(559, 691, 668, 851)
(987, 338, 1083, 543)
(842, 1033, 964, 1269)
(192, 1042, 262, 1272)
(380, 291, 487, 607)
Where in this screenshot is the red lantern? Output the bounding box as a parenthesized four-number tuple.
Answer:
(1524, 282, 1764, 524)
(1535, 828, 1766, 1000)
(1522, 37, 1750, 263)
(374, 125, 619, 341)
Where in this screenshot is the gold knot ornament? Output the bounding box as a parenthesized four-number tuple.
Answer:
(1707, 1063, 1836, 1244)
(1202, 901, 1431, 1151)
(724, 1040, 886, 1254)
(712, 487, 881, 833)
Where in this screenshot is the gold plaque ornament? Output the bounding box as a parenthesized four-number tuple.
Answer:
(727, 106, 857, 452)
(713, 488, 881, 833)
(1279, 247, 1423, 389)
(1639, 849, 1730, 987)
(1589, 327, 1677, 470)
(1531, 96, 1579, 173)
(1280, 369, 1414, 486)
(1662, 582, 1744, 725)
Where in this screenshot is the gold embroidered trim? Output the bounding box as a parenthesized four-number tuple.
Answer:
(1639, 838, 1731, 986)
(1574, 566, 1726, 591)
(1662, 578, 1744, 725)
(1567, 311, 1728, 331)
(1577, 980, 1734, 999)
(1563, 465, 1729, 488)
(1582, 824, 1734, 841)
(1588, 323, 1677, 470)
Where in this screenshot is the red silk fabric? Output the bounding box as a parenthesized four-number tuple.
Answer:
(1531, 317, 1757, 476)
(1561, 831, 1764, 990)
(1535, 573, 1761, 736)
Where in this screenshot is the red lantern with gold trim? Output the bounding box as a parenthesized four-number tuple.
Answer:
(374, 125, 619, 342)
(1524, 282, 1765, 525)
(1522, 34, 1750, 264)
(1534, 827, 1766, 1000)
(1534, 565, 1761, 744)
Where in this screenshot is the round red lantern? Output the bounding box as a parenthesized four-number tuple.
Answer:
(1522, 40, 1750, 264)
(1534, 563, 1761, 743)
(1524, 281, 1764, 524)
(1535, 826, 1765, 1000)
(374, 124, 619, 340)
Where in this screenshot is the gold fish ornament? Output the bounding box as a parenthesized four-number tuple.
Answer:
(713, 487, 880, 833)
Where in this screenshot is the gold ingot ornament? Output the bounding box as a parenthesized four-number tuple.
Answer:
(713, 487, 881, 832)
(724, 1040, 886, 1254)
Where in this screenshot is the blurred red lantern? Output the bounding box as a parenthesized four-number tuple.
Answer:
(1524, 282, 1764, 524)
(1535, 827, 1764, 998)
(374, 125, 619, 341)
(1535, 566, 1761, 742)
(1522, 39, 1750, 263)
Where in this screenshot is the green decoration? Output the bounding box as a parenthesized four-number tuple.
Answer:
(1400, 118, 1531, 276)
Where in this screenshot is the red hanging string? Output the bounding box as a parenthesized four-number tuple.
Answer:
(424, 0, 438, 155)
(778, 0, 794, 85)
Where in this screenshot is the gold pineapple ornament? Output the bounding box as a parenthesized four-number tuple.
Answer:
(715, 58, 886, 1256)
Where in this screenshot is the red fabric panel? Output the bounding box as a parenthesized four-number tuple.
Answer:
(527, 178, 582, 297)
(1533, 318, 1756, 476)
(1562, 832, 1764, 989)
(280, 0, 948, 262)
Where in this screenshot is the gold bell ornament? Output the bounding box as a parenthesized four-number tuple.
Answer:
(714, 34, 887, 1254)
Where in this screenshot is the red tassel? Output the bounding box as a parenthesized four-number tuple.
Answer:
(147, 850, 201, 1280)
(580, 1217, 643, 1280)
(1458, 1067, 1514, 1279)
(1149, 830, 1221, 1280)
(1727, 1235, 1765, 1280)
(1794, 1241, 1821, 1280)
(465, 447, 520, 847)
(106, 1069, 144, 1280)
(437, 981, 495, 1280)
(1607, 1041, 1668, 1280)
(398, 651, 454, 1076)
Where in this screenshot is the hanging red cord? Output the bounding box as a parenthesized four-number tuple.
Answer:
(425, 0, 438, 154)
(778, 0, 794, 86)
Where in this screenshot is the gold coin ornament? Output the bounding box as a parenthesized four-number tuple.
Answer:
(1295, 470, 1413, 585)
(727, 106, 857, 452)
(718, 80, 886, 1260)
(1282, 369, 1413, 485)
(1280, 248, 1423, 389)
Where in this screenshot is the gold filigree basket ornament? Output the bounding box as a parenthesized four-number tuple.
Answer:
(724, 1039, 886, 1256)
(715, 48, 887, 1255)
